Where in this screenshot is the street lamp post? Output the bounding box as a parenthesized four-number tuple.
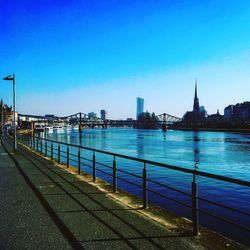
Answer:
(1, 100, 4, 136)
(3, 74, 17, 152)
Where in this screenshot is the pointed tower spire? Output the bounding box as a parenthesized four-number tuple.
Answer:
(193, 79, 200, 113)
(194, 79, 198, 99)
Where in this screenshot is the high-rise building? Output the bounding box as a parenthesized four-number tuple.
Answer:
(136, 97, 144, 119)
(100, 109, 107, 120)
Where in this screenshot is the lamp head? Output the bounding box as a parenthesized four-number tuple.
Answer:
(3, 75, 14, 81)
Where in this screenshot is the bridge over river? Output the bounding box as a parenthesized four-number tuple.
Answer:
(18, 112, 182, 131)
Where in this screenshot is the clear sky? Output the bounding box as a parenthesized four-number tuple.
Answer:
(1, 0, 250, 119)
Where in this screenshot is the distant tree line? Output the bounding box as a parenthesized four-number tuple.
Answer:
(136, 112, 159, 129)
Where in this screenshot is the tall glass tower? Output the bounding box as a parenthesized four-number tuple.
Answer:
(136, 97, 144, 119)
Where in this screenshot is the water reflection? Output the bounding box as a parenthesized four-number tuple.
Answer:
(136, 130, 145, 158)
(193, 131, 200, 171)
(79, 131, 83, 146)
(162, 131, 167, 141)
(101, 130, 107, 150)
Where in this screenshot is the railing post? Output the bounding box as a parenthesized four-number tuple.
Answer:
(36, 138, 39, 152)
(51, 143, 53, 160)
(40, 140, 42, 154)
(32, 135, 35, 150)
(93, 152, 96, 182)
(58, 143, 60, 163)
(192, 173, 199, 235)
(113, 156, 117, 193)
(45, 141, 47, 157)
(67, 146, 69, 168)
(78, 148, 80, 174)
(143, 162, 148, 209)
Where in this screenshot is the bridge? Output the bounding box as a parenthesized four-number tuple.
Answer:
(156, 113, 183, 131)
(18, 112, 182, 131)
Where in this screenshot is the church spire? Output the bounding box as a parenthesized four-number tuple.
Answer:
(193, 79, 200, 113)
(194, 79, 197, 99)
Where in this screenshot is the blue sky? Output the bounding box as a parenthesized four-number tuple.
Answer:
(1, 0, 250, 119)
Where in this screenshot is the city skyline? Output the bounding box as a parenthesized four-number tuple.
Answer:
(1, 1, 250, 119)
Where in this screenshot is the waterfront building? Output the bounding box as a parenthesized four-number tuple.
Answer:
(100, 110, 107, 120)
(206, 110, 223, 127)
(136, 97, 144, 119)
(224, 105, 234, 121)
(88, 112, 97, 120)
(0, 100, 15, 126)
(224, 102, 250, 124)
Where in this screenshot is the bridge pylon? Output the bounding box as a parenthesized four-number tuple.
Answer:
(162, 113, 167, 131)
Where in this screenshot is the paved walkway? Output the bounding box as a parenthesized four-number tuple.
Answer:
(0, 137, 243, 250)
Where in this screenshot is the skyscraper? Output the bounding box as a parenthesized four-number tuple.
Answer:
(100, 109, 107, 120)
(136, 97, 144, 119)
(193, 80, 200, 113)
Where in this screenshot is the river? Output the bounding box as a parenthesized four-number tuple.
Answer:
(40, 128, 250, 245)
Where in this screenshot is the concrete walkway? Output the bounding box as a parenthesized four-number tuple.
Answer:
(0, 137, 245, 250)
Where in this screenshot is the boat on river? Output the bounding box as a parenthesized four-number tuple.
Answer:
(44, 126, 53, 133)
(53, 125, 64, 133)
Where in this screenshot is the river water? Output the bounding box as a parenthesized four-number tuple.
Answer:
(41, 128, 250, 245)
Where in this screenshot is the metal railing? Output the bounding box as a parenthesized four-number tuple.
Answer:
(19, 133, 250, 239)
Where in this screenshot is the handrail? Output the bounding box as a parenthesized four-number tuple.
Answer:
(32, 135, 250, 187)
(17, 133, 250, 242)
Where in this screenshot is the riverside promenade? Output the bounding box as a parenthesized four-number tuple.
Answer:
(0, 137, 247, 250)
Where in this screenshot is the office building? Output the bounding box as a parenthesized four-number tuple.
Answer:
(100, 109, 107, 120)
(136, 97, 144, 119)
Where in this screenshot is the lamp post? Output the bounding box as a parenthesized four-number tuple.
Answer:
(1, 99, 4, 136)
(3, 74, 17, 152)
